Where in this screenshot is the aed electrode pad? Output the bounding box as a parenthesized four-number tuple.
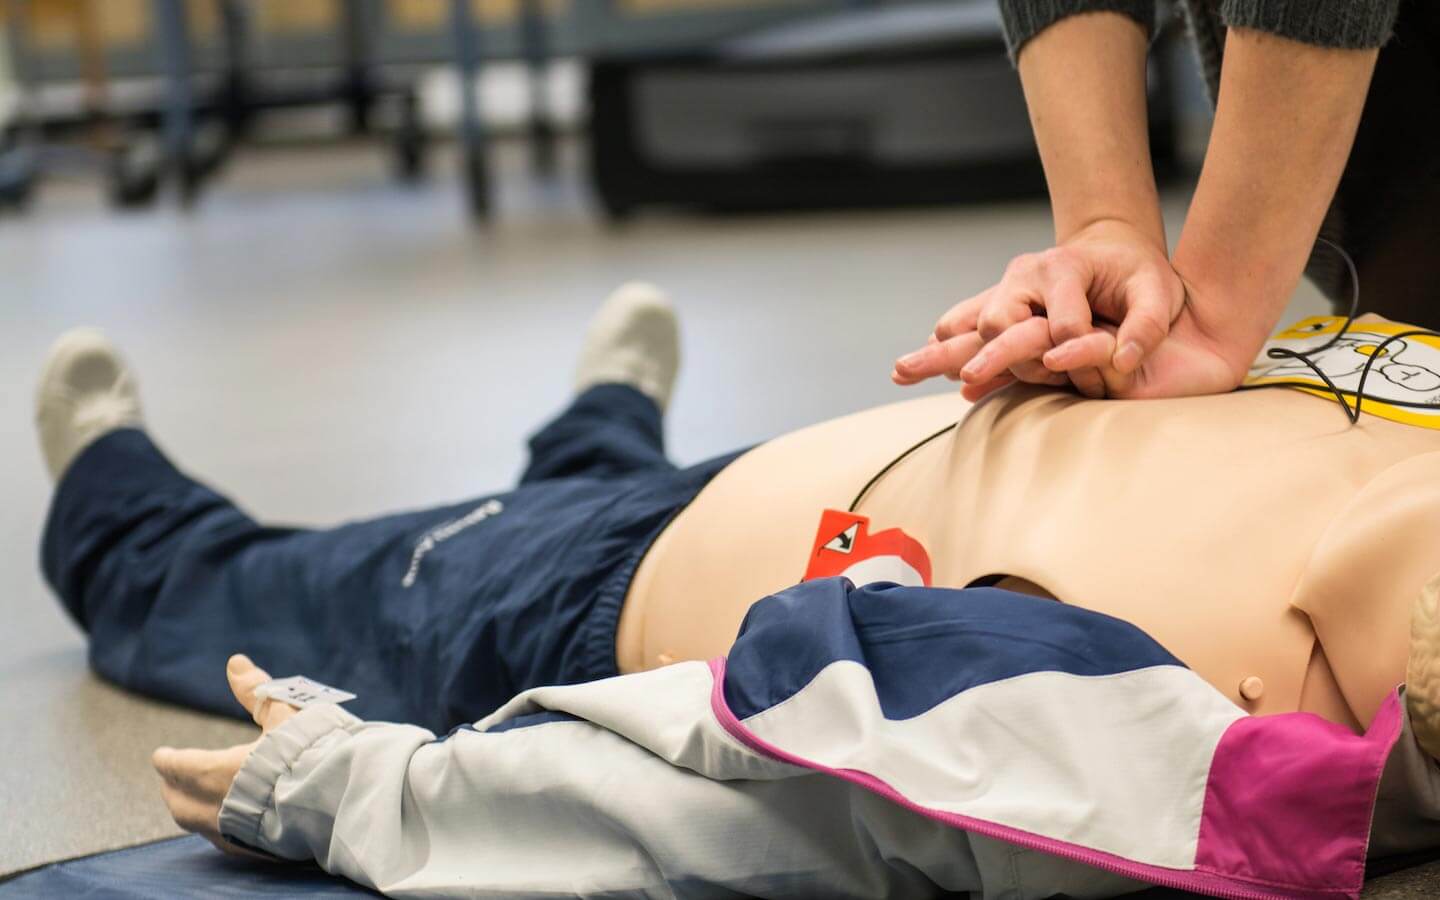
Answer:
(1246, 316, 1440, 430)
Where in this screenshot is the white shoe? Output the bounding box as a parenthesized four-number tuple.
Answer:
(35, 328, 144, 481)
(1407, 573, 1440, 759)
(573, 282, 680, 411)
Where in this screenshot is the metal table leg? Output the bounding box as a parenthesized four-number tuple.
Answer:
(340, 0, 375, 135)
(153, 0, 197, 205)
(519, 0, 555, 176)
(0, 0, 39, 210)
(448, 0, 490, 219)
(216, 0, 252, 140)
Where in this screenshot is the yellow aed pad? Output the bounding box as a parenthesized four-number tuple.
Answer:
(1245, 316, 1440, 430)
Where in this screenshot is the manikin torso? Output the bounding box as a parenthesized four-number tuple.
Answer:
(618, 381, 1440, 731)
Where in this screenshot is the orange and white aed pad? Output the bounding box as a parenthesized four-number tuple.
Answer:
(802, 509, 933, 588)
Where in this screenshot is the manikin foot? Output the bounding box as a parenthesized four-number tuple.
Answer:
(35, 328, 144, 481)
(1406, 573, 1440, 760)
(574, 282, 679, 412)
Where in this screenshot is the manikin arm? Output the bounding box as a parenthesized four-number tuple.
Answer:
(168, 656, 1015, 898)
(214, 703, 975, 898)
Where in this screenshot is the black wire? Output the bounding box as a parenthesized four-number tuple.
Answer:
(848, 422, 957, 512)
(851, 238, 1440, 513)
(1235, 236, 1440, 425)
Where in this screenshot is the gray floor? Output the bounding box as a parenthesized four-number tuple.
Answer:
(0, 136, 1372, 890)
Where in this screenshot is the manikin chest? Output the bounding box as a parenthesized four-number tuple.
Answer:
(857, 386, 1440, 721)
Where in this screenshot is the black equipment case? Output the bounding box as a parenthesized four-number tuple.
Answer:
(588, 1, 1177, 217)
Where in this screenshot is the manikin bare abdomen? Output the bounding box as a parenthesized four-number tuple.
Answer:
(619, 383, 1440, 730)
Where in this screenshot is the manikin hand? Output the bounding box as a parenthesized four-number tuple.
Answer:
(152, 655, 297, 857)
(892, 220, 1186, 399)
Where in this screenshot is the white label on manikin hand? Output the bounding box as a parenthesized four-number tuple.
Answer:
(254, 676, 357, 709)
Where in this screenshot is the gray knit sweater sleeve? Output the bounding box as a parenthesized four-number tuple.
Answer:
(1219, 0, 1399, 49)
(997, 0, 1156, 58)
(999, 0, 1399, 60)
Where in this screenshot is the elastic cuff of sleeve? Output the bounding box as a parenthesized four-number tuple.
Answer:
(1000, 0, 1156, 63)
(218, 703, 361, 853)
(1220, 0, 1398, 49)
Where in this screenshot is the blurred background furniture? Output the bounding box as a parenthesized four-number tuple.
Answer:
(0, 5, 39, 209)
(0, 0, 435, 210)
(0, 0, 1193, 220)
(587, 1, 1179, 218)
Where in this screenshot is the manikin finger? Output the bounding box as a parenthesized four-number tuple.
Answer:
(152, 746, 181, 785)
(161, 781, 221, 838)
(1112, 275, 1176, 374)
(961, 317, 1053, 386)
(893, 332, 985, 385)
(226, 654, 274, 725)
(198, 743, 256, 798)
(159, 781, 205, 830)
(152, 745, 223, 795)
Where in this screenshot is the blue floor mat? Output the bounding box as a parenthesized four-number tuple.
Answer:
(4, 831, 1435, 900)
(0, 835, 376, 898)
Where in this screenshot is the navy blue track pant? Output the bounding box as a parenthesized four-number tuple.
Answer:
(41, 385, 737, 733)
